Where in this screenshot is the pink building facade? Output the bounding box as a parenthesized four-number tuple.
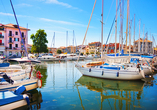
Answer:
(0, 23, 30, 57)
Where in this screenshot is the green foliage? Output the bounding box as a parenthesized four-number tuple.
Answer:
(86, 52, 89, 55)
(30, 29, 48, 53)
(90, 51, 94, 54)
(96, 52, 101, 55)
(57, 49, 62, 54)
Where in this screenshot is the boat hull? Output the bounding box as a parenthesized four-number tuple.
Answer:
(0, 78, 39, 92)
(75, 63, 144, 80)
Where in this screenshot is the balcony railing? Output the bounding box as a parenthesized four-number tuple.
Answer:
(13, 47, 21, 50)
(21, 41, 25, 44)
(0, 27, 4, 30)
(0, 43, 4, 46)
(8, 34, 14, 37)
(0, 35, 4, 38)
(22, 35, 26, 38)
(8, 40, 14, 43)
(6, 47, 13, 49)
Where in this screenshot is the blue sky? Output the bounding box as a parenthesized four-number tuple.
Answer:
(0, 0, 157, 48)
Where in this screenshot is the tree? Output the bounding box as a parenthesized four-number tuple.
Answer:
(90, 51, 94, 54)
(30, 29, 48, 54)
(86, 52, 89, 55)
(57, 49, 62, 54)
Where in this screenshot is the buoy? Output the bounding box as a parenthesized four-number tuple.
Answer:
(36, 71, 42, 79)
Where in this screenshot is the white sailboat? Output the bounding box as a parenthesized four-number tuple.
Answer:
(75, 0, 146, 80)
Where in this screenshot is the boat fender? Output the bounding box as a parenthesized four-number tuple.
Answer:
(23, 94, 30, 105)
(14, 85, 26, 95)
(82, 65, 84, 67)
(38, 79, 42, 88)
(117, 72, 119, 77)
(102, 71, 104, 75)
(89, 68, 91, 72)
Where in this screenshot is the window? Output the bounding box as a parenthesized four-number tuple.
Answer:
(9, 51, 12, 56)
(9, 44, 12, 49)
(15, 31, 18, 35)
(16, 52, 18, 56)
(14, 38, 19, 41)
(15, 44, 18, 47)
(22, 32, 24, 37)
(9, 31, 12, 36)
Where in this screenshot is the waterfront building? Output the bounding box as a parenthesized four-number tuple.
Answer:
(27, 44, 32, 53)
(103, 43, 120, 54)
(133, 38, 153, 54)
(0, 23, 30, 57)
(48, 47, 57, 54)
(88, 42, 101, 54)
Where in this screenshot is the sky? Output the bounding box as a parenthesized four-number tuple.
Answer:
(0, 0, 157, 48)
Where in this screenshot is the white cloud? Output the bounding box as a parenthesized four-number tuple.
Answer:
(16, 3, 33, 7)
(0, 12, 14, 17)
(40, 18, 86, 27)
(45, 0, 82, 11)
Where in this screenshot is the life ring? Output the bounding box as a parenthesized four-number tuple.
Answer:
(38, 79, 42, 88)
(36, 71, 42, 79)
(143, 63, 147, 66)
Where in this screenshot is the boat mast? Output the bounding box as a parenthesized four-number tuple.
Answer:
(73, 30, 74, 54)
(115, 0, 117, 56)
(101, 0, 104, 60)
(133, 14, 135, 52)
(129, 20, 131, 56)
(121, 0, 124, 53)
(77, 0, 97, 62)
(142, 24, 145, 53)
(66, 31, 68, 53)
(138, 19, 141, 53)
(125, 0, 129, 54)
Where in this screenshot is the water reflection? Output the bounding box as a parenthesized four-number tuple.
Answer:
(75, 76, 145, 110)
(34, 63, 48, 87)
(14, 89, 42, 110)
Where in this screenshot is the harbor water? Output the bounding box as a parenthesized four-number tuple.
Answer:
(19, 61, 157, 109)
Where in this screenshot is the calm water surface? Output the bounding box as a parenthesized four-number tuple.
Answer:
(28, 61, 157, 110)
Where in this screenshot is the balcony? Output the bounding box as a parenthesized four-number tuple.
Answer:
(0, 27, 4, 31)
(13, 47, 21, 50)
(0, 43, 4, 46)
(8, 40, 14, 43)
(0, 35, 4, 38)
(6, 47, 13, 50)
(21, 40, 25, 44)
(22, 35, 26, 38)
(8, 34, 14, 37)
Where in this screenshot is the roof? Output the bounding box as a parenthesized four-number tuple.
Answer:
(88, 41, 101, 45)
(135, 38, 152, 43)
(3, 23, 30, 31)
